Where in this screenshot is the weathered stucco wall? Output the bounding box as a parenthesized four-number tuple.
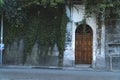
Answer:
(63, 5, 106, 69)
(3, 5, 113, 70)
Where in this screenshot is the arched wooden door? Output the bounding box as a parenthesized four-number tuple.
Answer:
(75, 24, 93, 64)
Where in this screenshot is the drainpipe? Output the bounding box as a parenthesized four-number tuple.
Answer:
(0, 14, 4, 64)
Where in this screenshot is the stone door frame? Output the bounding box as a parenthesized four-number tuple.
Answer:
(63, 20, 97, 68)
(63, 5, 106, 69)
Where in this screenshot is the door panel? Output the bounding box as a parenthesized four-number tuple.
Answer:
(75, 25, 92, 64)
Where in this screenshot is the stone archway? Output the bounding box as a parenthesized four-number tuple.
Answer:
(75, 24, 93, 64)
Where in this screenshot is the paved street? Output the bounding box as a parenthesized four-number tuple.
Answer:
(0, 66, 120, 80)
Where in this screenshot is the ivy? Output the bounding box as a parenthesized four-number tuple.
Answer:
(3, 2, 68, 65)
(4, 0, 120, 65)
(56, 4, 67, 66)
(0, 0, 4, 6)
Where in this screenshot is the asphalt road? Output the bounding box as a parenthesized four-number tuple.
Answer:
(0, 68, 120, 80)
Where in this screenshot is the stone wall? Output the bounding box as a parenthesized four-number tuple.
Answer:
(3, 39, 59, 66)
(105, 20, 120, 70)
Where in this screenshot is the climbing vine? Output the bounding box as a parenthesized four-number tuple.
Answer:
(2, 0, 67, 65)
(2, 0, 120, 65)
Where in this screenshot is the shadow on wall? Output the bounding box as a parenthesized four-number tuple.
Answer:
(3, 39, 59, 66)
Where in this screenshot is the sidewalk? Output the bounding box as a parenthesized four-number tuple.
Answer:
(0, 65, 120, 80)
(0, 64, 119, 72)
(0, 65, 99, 72)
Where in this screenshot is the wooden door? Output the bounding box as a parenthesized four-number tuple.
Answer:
(75, 25, 92, 64)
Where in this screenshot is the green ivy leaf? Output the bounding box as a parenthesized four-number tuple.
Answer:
(0, 0, 4, 7)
